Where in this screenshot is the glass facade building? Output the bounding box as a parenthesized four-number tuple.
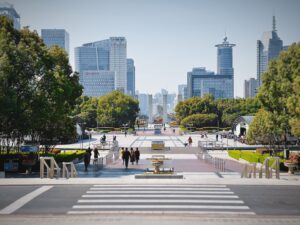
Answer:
(75, 37, 127, 95)
(127, 58, 135, 96)
(244, 78, 258, 98)
(257, 16, 283, 86)
(41, 29, 69, 54)
(0, 3, 20, 30)
(187, 68, 233, 99)
(215, 37, 235, 76)
(178, 84, 187, 100)
(82, 71, 115, 97)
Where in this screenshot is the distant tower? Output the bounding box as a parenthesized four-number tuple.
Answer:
(215, 37, 236, 76)
(257, 16, 283, 86)
(0, 3, 20, 30)
(41, 29, 69, 54)
(148, 94, 153, 123)
(127, 59, 135, 96)
(163, 94, 168, 123)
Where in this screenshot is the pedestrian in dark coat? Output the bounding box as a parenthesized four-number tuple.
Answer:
(93, 148, 99, 159)
(123, 148, 130, 169)
(135, 148, 140, 165)
(84, 150, 91, 172)
(130, 148, 135, 165)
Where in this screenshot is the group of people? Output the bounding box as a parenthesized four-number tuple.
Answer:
(120, 147, 140, 169)
(83, 147, 100, 172)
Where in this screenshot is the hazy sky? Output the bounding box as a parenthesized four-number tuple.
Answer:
(3, 0, 300, 97)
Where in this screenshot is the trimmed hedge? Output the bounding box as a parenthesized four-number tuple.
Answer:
(228, 150, 286, 170)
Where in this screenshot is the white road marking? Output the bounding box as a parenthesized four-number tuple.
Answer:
(78, 199, 244, 204)
(82, 194, 239, 198)
(67, 210, 256, 215)
(73, 205, 250, 210)
(93, 184, 227, 187)
(90, 187, 231, 191)
(0, 186, 53, 215)
(86, 191, 234, 194)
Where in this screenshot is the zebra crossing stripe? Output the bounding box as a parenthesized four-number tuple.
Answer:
(67, 210, 256, 215)
(72, 205, 250, 210)
(90, 187, 231, 191)
(86, 191, 234, 194)
(92, 184, 227, 187)
(82, 194, 239, 198)
(78, 199, 244, 204)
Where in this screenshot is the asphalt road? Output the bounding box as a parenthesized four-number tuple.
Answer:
(0, 184, 299, 225)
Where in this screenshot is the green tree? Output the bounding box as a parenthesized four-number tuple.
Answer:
(257, 43, 300, 144)
(247, 109, 280, 145)
(181, 113, 218, 128)
(97, 91, 139, 127)
(0, 16, 82, 152)
(287, 76, 300, 138)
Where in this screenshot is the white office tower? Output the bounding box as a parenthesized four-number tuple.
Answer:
(109, 37, 127, 93)
(148, 94, 153, 123)
(163, 94, 168, 123)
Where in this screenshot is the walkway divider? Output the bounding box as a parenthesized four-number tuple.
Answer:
(241, 157, 280, 179)
(62, 162, 78, 179)
(40, 157, 61, 179)
(197, 151, 226, 172)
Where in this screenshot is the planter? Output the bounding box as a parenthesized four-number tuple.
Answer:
(284, 162, 298, 175)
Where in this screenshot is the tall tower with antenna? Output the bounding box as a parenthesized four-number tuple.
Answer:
(256, 16, 283, 86)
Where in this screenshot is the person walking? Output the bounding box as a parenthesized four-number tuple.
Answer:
(216, 134, 219, 141)
(130, 148, 135, 165)
(120, 147, 125, 165)
(84, 150, 91, 172)
(188, 136, 193, 146)
(123, 148, 130, 169)
(93, 148, 99, 159)
(135, 148, 140, 165)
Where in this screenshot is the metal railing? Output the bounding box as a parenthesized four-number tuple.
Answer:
(62, 162, 77, 179)
(93, 157, 104, 171)
(241, 157, 280, 179)
(198, 141, 224, 150)
(40, 157, 61, 179)
(198, 151, 226, 172)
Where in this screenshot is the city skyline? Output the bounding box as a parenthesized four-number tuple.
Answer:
(3, 0, 300, 97)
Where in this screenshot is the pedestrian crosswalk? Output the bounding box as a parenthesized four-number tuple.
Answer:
(67, 184, 255, 215)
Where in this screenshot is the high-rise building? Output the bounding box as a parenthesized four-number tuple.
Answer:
(148, 94, 153, 123)
(75, 37, 127, 96)
(138, 94, 148, 116)
(187, 37, 234, 99)
(244, 78, 258, 98)
(82, 71, 115, 97)
(109, 37, 127, 93)
(0, 2, 20, 30)
(178, 84, 187, 100)
(127, 59, 135, 96)
(215, 37, 236, 76)
(257, 16, 283, 86)
(187, 67, 233, 99)
(41, 29, 69, 54)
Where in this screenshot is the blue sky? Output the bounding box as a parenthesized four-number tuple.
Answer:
(4, 0, 300, 97)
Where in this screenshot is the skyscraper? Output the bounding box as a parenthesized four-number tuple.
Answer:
(127, 59, 135, 96)
(244, 78, 258, 98)
(0, 2, 20, 30)
(41, 29, 69, 54)
(187, 67, 233, 99)
(257, 16, 283, 86)
(82, 71, 115, 97)
(75, 37, 127, 96)
(178, 84, 187, 100)
(215, 37, 236, 76)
